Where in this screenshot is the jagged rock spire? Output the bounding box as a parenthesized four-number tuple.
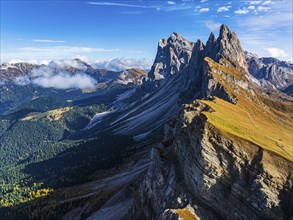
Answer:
(205, 32, 217, 57)
(212, 24, 248, 72)
(148, 32, 194, 81)
(148, 24, 248, 83)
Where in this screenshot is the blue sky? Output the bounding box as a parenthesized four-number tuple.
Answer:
(1, 0, 292, 63)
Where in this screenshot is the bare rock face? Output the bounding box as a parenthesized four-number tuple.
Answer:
(148, 32, 194, 81)
(205, 25, 248, 74)
(170, 104, 292, 220)
(245, 51, 293, 95)
(0, 63, 40, 80)
(132, 102, 293, 220)
(126, 25, 293, 220)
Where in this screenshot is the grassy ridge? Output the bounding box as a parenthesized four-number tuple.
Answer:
(201, 58, 293, 162)
(201, 98, 293, 161)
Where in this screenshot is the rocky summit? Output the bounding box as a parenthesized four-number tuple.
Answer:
(0, 24, 292, 220)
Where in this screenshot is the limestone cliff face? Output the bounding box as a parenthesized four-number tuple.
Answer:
(132, 100, 292, 220)
(170, 103, 292, 219)
(129, 25, 293, 220)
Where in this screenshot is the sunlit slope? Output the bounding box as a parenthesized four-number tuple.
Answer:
(201, 58, 293, 162)
(21, 107, 73, 121)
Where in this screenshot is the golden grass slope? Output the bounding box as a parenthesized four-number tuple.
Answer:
(200, 58, 293, 162)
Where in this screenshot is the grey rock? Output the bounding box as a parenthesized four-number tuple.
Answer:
(245, 51, 293, 95)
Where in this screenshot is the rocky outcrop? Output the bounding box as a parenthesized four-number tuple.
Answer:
(118, 69, 147, 85)
(132, 101, 293, 220)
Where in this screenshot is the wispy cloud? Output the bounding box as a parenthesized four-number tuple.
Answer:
(18, 46, 120, 54)
(234, 8, 249, 14)
(249, 0, 272, 5)
(249, 1, 262, 5)
(199, 7, 209, 12)
(12, 60, 98, 89)
(6, 59, 50, 65)
(266, 47, 288, 58)
(88, 1, 193, 12)
(217, 6, 231, 13)
(87, 2, 148, 8)
(257, 6, 270, 12)
(237, 0, 292, 60)
(262, 1, 272, 5)
(33, 39, 65, 43)
(2, 46, 121, 61)
(167, 1, 176, 5)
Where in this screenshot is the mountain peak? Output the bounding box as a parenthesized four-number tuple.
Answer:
(206, 24, 248, 73)
(219, 24, 231, 37)
(170, 32, 182, 39)
(208, 32, 216, 43)
(148, 32, 194, 81)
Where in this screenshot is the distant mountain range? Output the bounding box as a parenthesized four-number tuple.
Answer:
(0, 59, 147, 115)
(1, 51, 291, 95)
(0, 25, 292, 220)
(245, 51, 293, 95)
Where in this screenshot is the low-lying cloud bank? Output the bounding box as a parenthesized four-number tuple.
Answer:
(13, 65, 97, 90)
(3, 57, 153, 89)
(31, 72, 97, 90)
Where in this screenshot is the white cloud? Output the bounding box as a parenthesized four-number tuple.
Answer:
(33, 39, 65, 43)
(199, 7, 209, 12)
(266, 48, 288, 58)
(167, 1, 176, 5)
(9, 62, 98, 89)
(200, 0, 208, 2)
(205, 21, 221, 32)
(234, 9, 249, 14)
(18, 46, 120, 54)
(2, 46, 121, 62)
(88, 1, 197, 12)
(6, 59, 50, 65)
(13, 76, 31, 86)
(217, 6, 231, 13)
(237, 1, 292, 61)
(249, 1, 262, 5)
(94, 58, 153, 71)
(257, 6, 270, 11)
(247, 5, 255, 10)
(49, 59, 88, 70)
(32, 72, 96, 89)
(262, 1, 272, 5)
